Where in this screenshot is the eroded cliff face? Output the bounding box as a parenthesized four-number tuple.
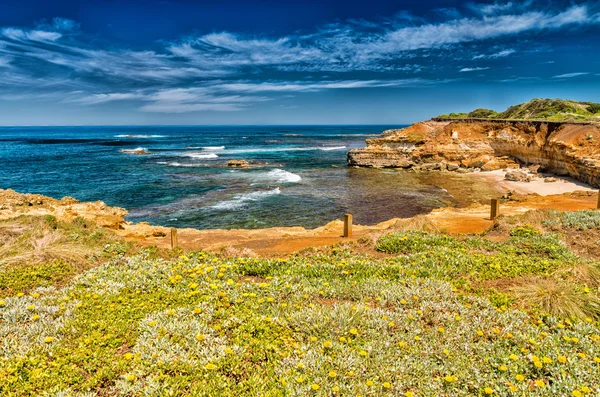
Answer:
(347, 119, 600, 187)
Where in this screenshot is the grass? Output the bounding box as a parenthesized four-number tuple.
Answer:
(0, 215, 134, 295)
(0, 214, 599, 395)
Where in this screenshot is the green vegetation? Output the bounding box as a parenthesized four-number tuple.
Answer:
(0, 215, 135, 295)
(1, 213, 600, 396)
(438, 98, 600, 122)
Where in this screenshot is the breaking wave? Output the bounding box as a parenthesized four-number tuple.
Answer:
(183, 153, 219, 159)
(115, 134, 166, 138)
(209, 188, 281, 211)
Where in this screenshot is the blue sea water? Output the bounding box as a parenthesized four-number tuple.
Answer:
(0, 125, 490, 229)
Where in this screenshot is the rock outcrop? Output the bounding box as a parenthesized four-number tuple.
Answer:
(0, 189, 127, 229)
(347, 119, 600, 187)
(227, 160, 250, 168)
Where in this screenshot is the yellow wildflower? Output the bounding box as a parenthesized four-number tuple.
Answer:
(311, 383, 320, 390)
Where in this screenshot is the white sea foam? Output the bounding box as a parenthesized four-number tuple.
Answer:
(265, 169, 302, 183)
(115, 134, 166, 138)
(184, 153, 219, 159)
(318, 146, 346, 151)
(210, 188, 281, 210)
(220, 146, 344, 155)
(202, 146, 225, 151)
(120, 147, 150, 154)
(157, 161, 205, 167)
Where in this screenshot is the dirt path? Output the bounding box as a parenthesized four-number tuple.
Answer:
(119, 191, 599, 256)
(2, 188, 598, 257)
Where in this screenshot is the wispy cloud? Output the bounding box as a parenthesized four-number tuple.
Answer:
(460, 67, 490, 72)
(473, 49, 516, 59)
(553, 72, 589, 78)
(1, 3, 600, 113)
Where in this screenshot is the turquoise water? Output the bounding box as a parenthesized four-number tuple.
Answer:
(0, 125, 484, 229)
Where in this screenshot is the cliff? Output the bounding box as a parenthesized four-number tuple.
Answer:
(347, 119, 600, 187)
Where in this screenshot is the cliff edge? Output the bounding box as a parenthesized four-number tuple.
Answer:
(347, 118, 600, 187)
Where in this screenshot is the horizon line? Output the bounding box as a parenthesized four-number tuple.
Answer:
(0, 122, 415, 128)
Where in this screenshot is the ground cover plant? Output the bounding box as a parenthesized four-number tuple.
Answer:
(0, 214, 599, 396)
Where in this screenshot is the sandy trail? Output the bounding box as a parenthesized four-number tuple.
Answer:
(120, 190, 599, 256)
(2, 177, 598, 256)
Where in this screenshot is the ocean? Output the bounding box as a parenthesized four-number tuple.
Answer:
(0, 125, 493, 229)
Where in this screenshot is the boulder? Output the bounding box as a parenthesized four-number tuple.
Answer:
(505, 170, 533, 182)
(446, 162, 460, 171)
(227, 160, 249, 168)
(461, 155, 491, 169)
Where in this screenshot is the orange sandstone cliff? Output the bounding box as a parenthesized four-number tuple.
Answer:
(347, 118, 600, 187)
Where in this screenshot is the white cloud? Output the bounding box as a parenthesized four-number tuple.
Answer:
(460, 67, 490, 72)
(553, 72, 589, 78)
(139, 102, 244, 113)
(1, 27, 61, 41)
(74, 92, 145, 105)
(1, 2, 600, 114)
(473, 49, 516, 59)
(52, 18, 79, 31)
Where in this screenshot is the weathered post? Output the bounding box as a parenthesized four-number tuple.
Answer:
(343, 214, 353, 238)
(171, 227, 178, 249)
(597, 191, 600, 210)
(490, 198, 500, 220)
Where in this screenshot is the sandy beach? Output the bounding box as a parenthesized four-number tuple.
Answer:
(477, 169, 594, 196)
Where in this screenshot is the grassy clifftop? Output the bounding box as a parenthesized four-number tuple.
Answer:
(438, 98, 600, 122)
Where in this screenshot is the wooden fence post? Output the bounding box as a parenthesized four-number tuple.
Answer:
(171, 227, 178, 249)
(597, 191, 600, 210)
(490, 199, 500, 220)
(343, 214, 353, 238)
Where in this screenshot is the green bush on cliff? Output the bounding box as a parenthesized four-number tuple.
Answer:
(438, 98, 600, 122)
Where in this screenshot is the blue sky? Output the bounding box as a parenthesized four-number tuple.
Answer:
(1, 0, 600, 125)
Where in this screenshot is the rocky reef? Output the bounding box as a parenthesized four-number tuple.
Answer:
(347, 118, 600, 187)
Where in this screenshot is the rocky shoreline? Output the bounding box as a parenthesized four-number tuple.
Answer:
(348, 118, 600, 187)
(1, 187, 598, 256)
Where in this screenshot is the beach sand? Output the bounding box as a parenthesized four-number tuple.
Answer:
(476, 169, 594, 196)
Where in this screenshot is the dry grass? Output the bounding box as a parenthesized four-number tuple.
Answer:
(0, 215, 133, 295)
(511, 277, 600, 319)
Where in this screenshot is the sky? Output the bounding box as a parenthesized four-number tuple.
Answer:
(1, 0, 600, 125)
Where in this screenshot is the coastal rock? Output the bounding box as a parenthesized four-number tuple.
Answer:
(505, 170, 533, 182)
(0, 189, 127, 229)
(120, 147, 151, 155)
(347, 118, 600, 187)
(227, 160, 250, 168)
